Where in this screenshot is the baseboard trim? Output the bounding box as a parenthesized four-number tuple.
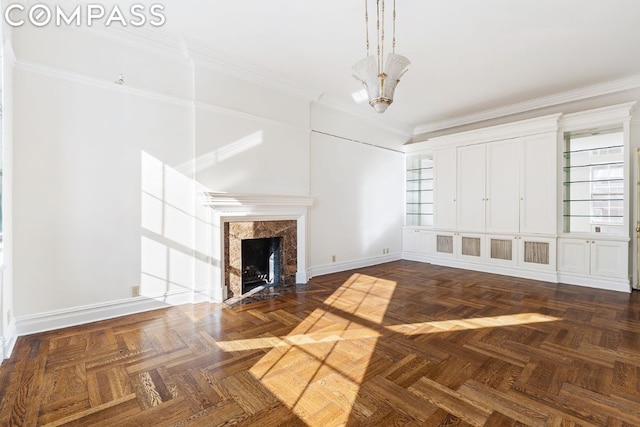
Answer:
(428, 257, 560, 284)
(557, 272, 631, 293)
(309, 253, 402, 277)
(401, 252, 431, 263)
(2, 334, 17, 360)
(15, 291, 195, 336)
(405, 255, 632, 293)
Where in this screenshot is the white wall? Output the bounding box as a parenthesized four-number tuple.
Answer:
(629, 107, 640, 289)
(191, 62, 310, 195)
(1, 31, 16, 358)
(1, 21, 413, 348)
(12, 25, 195, 323)
(308, 103, 406, 275)
(8, 22, 409, 340)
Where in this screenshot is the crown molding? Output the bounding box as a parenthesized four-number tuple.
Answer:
(414, 74, 640, 136)
(314, 95, 414, 138)
(184, 38, 323, 104)
(406, 113, 561, 153)
(31, 2, 322, 104)
(13, 59, 192, 108)
(32, 0, 190, 61)
(560, 101, 638, 131)
(82, 27, 324, 103)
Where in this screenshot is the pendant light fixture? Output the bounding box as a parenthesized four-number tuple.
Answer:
(352, 0, 410, 113)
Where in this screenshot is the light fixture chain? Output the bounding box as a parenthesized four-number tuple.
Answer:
(380, 0, 385, 74)
(376, 0, 381, 74)
(365, 0, 369, 56)
(392, 0, 396, 53)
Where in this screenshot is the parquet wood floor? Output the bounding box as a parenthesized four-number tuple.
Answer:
(2, 260, 640, 426)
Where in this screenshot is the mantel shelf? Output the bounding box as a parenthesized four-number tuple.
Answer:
(201, 192, 314, 209)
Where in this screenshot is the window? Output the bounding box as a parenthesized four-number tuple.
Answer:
(563, 127, 624, 235)
(590, 163, 623, 225)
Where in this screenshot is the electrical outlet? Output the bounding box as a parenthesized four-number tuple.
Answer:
(331, 255, 336, 263)
(132, 285, 140, 297)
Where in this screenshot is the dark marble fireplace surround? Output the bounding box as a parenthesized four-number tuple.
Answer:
(224, 220, 297, 298)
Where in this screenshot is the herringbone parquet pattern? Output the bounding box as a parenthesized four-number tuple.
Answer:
(1, 261, 640, 426)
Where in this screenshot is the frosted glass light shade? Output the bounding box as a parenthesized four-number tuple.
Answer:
(352, 53, 410, 113)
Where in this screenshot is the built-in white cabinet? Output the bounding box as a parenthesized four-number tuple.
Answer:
(402, 228, 431, 256)
(520, 134, 557, 235)
(402, 228, 434, 263)
(457, 144, 486, 232)
(487, 235, 556, 271)
(404, 103, 635, 293)
(435, 133, 557, 236)
(557, 238, 628, 279)
(434, 231, 456, 258)
(433, 148, 457, 230)
(433, 231, 485, 261)
(485, 134, 558, 235)
(485, 140, 520, 234)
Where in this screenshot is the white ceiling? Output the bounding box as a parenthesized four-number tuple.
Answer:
(116, 1, 640, 134)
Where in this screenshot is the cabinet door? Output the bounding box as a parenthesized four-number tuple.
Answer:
(486, 139, 520, 234)
(402, 229, 419, 253)
(557, 238, 590, 274)
(458, 233, 484, 261)
(417, 230, 432, 254)
(434, 232, 456, 258)
(520, 133, 557, 234)
(591, 240, 628, 278)
(518, 236, 556, 270)
(402, 229, 432, 255)
(434, 148, 457, 229)
(487, 235, 517, 266)
(457, 144, 486, 232)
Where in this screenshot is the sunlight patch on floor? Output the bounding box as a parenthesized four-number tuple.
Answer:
(387, 313, 561, 335)
(211, 274, 563, 426)
(247, 274, 395, 425)
(214, 313, 560, 351)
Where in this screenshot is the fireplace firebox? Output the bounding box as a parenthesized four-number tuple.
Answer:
(241, 237, 281, 293)
(224, 220, 297, 298)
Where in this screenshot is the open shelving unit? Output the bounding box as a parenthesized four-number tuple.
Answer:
(406, 156, 433, 226)
(562, 130, 624, 234)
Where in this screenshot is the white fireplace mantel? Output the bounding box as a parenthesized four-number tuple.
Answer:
(202, 192, 314, 302)
(202, 193, 314, 210)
